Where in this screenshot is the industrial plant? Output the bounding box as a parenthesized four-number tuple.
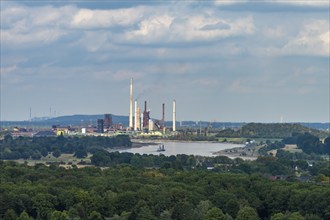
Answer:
(95, 78, 177, 137)
(2, 78, 179, 138)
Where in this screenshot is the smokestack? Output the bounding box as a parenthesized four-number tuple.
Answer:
(137, 107, 141, 130)
(134, 100, 137, 131)
(173, 100, 176, 132)
(162, 103, 165, 132)
(129, 78, 133, 128)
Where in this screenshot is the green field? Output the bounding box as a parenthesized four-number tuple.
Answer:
(9, 153, 92, 167)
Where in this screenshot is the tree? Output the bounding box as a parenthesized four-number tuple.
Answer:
(204, 207, 225, 220)
(88, 211, 103, 220)
(196, 200, 213, 219)
(236, 206, 259, 220)
(50, 210, 68, 220)
(135, 206, 157, 220)
(224, 199, 239, 218)
(3, 209, 17, 220)
(91, 150, 111, 166)
(171, 201, 195, 220)
(159, 210, 172, 220)
(16, 211, 33, 220)
(52, 150, 61, 158)
(74, 149, 88, 158)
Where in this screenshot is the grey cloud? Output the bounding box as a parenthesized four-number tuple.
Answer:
(200, 21, 231, 31)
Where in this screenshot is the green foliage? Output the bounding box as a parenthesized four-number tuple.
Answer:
(50, 210, 68, 220)
(204, 207, 225, 220)
(236, 206, 259, 220)
(0, 160, 329, 220)
(16, 211, 33, 220)
(240, 123, 324, 139)
(217, 123, 326, 139)
(88, 211, 103, 220)
(0, 135, 132, 160)
(52, 149, 61, 158)
(3, 209, 17, 220)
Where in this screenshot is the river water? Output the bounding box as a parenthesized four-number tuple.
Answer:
(119, 141, 244, 157)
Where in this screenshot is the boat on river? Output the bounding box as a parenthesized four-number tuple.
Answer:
(157, 144, 165, 152)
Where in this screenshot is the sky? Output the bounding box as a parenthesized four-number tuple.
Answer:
(1, 0, 329, 123)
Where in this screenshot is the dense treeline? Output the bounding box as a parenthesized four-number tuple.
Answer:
(257, 133, 330, 157)
(0, 135, 131, 160)
(283, 133, 330, 155)
(217, 123, 326, 139)
(1, 161, 329, 220)
(90, 151, 330, 181)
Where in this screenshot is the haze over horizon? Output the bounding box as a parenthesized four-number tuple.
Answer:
(1, 0, 329, 123)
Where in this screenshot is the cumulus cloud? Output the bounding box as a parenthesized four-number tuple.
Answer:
(123, 14, 255, 44)
(282, 19, 330, 56)
(214, 0, 329, 7)
(258, 19, 329, 57)
(270, 0, 329, 7)
(71, 7, 147, 28)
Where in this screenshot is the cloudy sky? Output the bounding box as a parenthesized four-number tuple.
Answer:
(1, 0, 329, 122)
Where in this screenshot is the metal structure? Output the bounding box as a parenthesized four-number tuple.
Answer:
(173, 99, 176, 131)
(129, 78, 133, 128)
(136, 107, 141, 130)
(162, 103, 165, 133)
(143, 101, 150, 129)
(134, 100, 137, 131)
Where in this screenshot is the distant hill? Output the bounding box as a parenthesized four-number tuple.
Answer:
(1, 115, 329, 133)
(0, 114, 129, 127)
(48, 114, 128, 125)
(217, 123, 328, 139)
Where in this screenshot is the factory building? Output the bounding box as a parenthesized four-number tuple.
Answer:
(97, 119, 104, 133)
(104, 114, 113, 130)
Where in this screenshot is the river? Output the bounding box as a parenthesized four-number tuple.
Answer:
(118, 141, 244, 157)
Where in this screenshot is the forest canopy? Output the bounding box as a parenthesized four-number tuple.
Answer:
(1, 161, 329, 220)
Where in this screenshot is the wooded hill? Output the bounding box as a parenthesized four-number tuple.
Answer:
(217, 123, 327, 139)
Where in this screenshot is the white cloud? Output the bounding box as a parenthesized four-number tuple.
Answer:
(123, 15, 255, 43)
(71, 7, 147, 28)
(282, 20, 329, 56)
(257, 19, 329, 57)
(124, 14, 174, 42)
(2, 28, 66, 46)
(213, 0, 329, 7)
(213, 0, 248, 6)
(270, 0, 329, 7)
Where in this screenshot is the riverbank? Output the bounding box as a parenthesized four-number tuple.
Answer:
(212, 144, 263, 160)
(132, 139, 259, 160)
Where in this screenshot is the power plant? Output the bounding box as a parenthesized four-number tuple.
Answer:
(125, 78, 177, 134)
(94, 78, 177, 136)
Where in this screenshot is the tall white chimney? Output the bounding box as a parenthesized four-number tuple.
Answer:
(173, 99, 176, 132)
(134, 99, 137, 131)
(129, 78, 133, 128)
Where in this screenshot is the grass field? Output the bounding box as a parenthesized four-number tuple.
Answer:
(11, 153, 92, 167)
